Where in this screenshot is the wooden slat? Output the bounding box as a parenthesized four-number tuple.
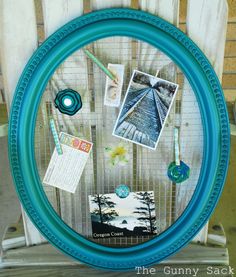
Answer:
(41, 1, 93, 236)
(180, 17, 236, 41)
(223, 73, 236, 88)
(179, 22, 186, 33)
(139, 0, 179, 25)
(0, 104, 7, 125)
(88, 0, 135, 246)
(136, 0, 179, 232)
(0, 265, 233, 277)
(0, 0, 49, 247)
(225, 40, 236, 57)
(224, 57, 236, 72)
(228, 0, 236, 22)
(179, 0, 187, 23)
(42, 0, 83, 37)
(186, 0, 228, 81)
(91, 0, 131, 9)
(22, 211, 46, 246)
(0, 243, 229, 269)
(1, 220, 26, 251)
(226, 23, 236, 40)
(0, 0, 38, 111)
(224, 89, 236, 102)
(176, 0, 228, 244)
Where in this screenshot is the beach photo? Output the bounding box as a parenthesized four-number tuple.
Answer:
(88, 191, 157, 238)
(113, 70, 179, 149)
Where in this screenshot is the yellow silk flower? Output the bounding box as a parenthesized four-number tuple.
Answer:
(105, 144, 129, 166)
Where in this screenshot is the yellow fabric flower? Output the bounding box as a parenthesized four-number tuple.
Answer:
(105, 144, 129, 166)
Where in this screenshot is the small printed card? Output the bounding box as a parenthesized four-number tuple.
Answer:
(88, 191, 157, 239)
(43, 132, 93, 193)
(104, 63, 124, 107)
(113, 70, 179, 150)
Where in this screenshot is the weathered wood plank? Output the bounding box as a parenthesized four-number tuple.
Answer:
(224, 89, 236, 102)
(22, 212, 46, 246)
(0, 243, 229, 269)
(41, 1, 94, 236)
(186, 0, 228, 81)
(91, 0, 131, 9)
(42, 0, 83, 37)
(0, 265, 233, 277)
(224, 57, 236, 72)
(136, 0, 179, 233)
(226, 23, 236, 40)
(0, 0, 49, 246)
(1, 220, 26, 251)
(0, 0, 38, 111)
(179, 0, 187, 23)
(225, 41, 236, 57)
(139, 0, 179, 25)
(88, 0, 136, 246)
(222, 73, 236, 87)
(176, 0, 228, 244)
(228, 0, 236, 22)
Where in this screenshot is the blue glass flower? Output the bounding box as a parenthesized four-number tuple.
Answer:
(54, 89, 82, 116)
(115, 184, 130, 198)
(167, 160, 190, 183)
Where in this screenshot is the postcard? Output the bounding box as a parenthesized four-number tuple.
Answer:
(113, 70, 179, 150)
(104, 63, 124, 107)
(88, 191, 157, 238)
(43, 132, 93, 193)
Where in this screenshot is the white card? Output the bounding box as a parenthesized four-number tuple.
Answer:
(43, 132, 93, 193)
(104, 63, 124, 107)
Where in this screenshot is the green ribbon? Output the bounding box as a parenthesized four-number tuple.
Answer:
(0, 123, 8, 137)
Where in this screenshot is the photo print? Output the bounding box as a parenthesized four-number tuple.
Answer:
(104, 63, 125, 107)
(88, 191, 157, 239)
(113, 70, 179, 149)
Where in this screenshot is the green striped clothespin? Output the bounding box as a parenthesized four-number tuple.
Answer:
(49, 119, 63, 155)
(174, 127, 180, 166)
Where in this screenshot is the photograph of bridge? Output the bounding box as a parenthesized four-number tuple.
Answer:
(113, 70, 178, 149)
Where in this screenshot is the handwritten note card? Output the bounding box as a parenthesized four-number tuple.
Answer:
(43, 132, 93, 193)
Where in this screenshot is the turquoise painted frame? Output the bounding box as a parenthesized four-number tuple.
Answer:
(8, 8, 230, 270)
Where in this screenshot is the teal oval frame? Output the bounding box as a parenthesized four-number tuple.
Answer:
(8, 8, 230, 270)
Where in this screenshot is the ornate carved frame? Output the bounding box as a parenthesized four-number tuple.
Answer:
(8, 8, 230, 270)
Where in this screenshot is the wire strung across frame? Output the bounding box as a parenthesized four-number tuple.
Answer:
(35, 37, 203, 247)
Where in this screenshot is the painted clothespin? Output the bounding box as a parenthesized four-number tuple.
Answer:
(49, 118, 63, 155)
(83, 49, 118, 84)
(155, 70, 160, 78)
(167, 127, 190, 183)
(174, 127, 180, 166)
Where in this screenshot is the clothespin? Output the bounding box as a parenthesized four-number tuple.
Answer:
(155, 70, 160, 78)
(49, 118, 63, 155)
(167, 127, 190, 183)
(83, 49, 118, 84)
(174, 127, 180, 166)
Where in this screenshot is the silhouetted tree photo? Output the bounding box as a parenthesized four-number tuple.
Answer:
(91, 194, 119, 224)
(133, 192, 157, 234)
